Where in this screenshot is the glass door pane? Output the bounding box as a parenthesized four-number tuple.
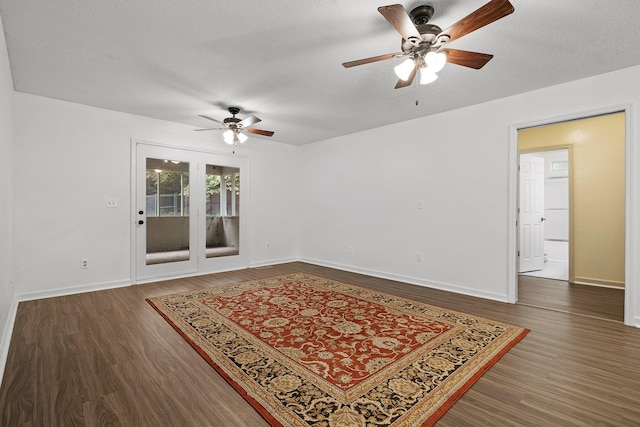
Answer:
(205, 164, 240, 258)
(135, 143, 198, 283)
(145, 158, 191, 265)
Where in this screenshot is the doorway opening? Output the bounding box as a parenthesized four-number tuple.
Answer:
(514, 111, 626, 322)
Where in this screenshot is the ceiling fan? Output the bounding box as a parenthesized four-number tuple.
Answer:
(195, 107, 275, 145)
(342, 0, 514, 88)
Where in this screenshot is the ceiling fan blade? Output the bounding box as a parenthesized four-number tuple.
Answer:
(245, 128, 274, 137)
(342, 52, 402, 68)
(394, 62, 418, 89)
(198, 114, 225, 125)
(194, 128, 225, 131)
(443, 49, 493, 69)
(378, 4, 421, 42)
(438, 0, 514, 44)
(238, 115, 261, 128)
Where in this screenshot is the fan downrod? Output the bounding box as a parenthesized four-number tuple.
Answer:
(224, 107, 242, 125)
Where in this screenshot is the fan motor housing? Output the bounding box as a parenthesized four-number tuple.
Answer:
(224, 106, 242, 125)
(401, 5, 443, 53)
(410, 5, 434, 25)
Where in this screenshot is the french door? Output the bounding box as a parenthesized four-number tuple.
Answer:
(134, 142, 247, 282)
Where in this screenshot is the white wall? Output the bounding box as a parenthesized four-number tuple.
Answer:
(298, 107, 513, 301)
(299, 65, 640, 325)
(247, 139, 301, 266)
(0, 13, 14, 375)
(12, 92, 299, 297)
(0, 14, 16, 379)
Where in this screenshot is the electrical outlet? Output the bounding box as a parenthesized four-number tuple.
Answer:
(266, 242, 271, 249)
(416, 253, 422, 263)
(81, 258, 89, 269)
(106, 198, 118, 208)
(348, 246, 354, 255)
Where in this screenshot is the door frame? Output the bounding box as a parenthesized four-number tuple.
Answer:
(507, 104, 636, 327)
(130, 139, 250, 284)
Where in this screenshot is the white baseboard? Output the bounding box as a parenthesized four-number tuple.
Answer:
(249, 257, 298, 269)
(573, 277, 625, 289)
(16, 279, 132, 302)
(546, 258, 568, 263)
(299, 257, 510, 303)
(0, 295, 19, 388)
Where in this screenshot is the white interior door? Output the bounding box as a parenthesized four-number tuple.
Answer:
(519, 154, 545, 272)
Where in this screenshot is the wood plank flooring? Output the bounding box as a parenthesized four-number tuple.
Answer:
(518, 275, 625, 322)
(1, 262, 639, 426)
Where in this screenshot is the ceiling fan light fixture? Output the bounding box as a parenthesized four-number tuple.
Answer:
(223, 129, 235, 145)
(420, 67, 438, 85)
(343, 1, 515, 89)
(425, 51, 447, 73)
(196, 107, 274, 142)
(394, 57, 415, 81)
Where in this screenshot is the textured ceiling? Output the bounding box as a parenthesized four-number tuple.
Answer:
(1, 0, 639, 145)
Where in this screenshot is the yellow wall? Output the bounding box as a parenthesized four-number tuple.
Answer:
(519, 112, 625, 287)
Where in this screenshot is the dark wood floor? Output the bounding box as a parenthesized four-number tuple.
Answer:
(518, 275, 625, 322)
(2, 262, 639, 426)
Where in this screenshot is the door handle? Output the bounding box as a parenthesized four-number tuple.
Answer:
(138, 220, 144, 225)
(540, 217, 546, 222)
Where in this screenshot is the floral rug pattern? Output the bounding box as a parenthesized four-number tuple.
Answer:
(147, 273, 528, 427)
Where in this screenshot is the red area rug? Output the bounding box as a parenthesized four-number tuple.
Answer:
(147, 273, 529, 426)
